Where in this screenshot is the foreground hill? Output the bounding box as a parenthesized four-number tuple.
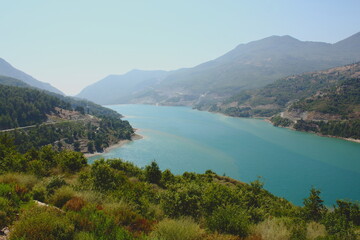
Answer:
(0, 136, 359, 239)
(0, 78, 134, 153)
(78, 32, 360, 106)
(0, 58, 64, 95)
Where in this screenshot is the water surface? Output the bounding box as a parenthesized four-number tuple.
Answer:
(89, 104, 360, 205)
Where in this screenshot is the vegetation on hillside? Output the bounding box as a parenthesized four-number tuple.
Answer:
(0, 135, 359, 240)
(0, 81, 134, 153)
(271, 78, 360, 139)
(0, 84, 72, 129)
(206, 63, 360, 118)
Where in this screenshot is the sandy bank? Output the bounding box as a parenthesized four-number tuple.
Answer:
(84, 133, 143, 158)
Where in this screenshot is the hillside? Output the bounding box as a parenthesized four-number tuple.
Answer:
(274, 78, 360, 140)
(78, 32, 360, 106)
(0, 136, 359, 239)
(206, 63, 360, 118)
(0, 58, 64, 95)
(0, 82, 134, 153)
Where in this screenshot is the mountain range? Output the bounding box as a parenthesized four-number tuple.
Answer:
(77, 32, 360, 105)
(0, 58, 64, 95)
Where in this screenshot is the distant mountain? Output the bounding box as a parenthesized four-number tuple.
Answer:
(0, 58, 64, 95)
(76, 70, 168, 105)
(78, 32, 360, 106)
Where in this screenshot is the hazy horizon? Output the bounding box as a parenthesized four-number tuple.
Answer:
(1, 0, 360, 95)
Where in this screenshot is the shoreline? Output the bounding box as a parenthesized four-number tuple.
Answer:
(263, 118, 360, 144)
(84, 133, 143, 158)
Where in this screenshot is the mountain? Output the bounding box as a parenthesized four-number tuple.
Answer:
(77, 70, 168, 105)
(207, 63, 360, 117)
(0, 58, 64, 95)
(78, 32, 360, 106)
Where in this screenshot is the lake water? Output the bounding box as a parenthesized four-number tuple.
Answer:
(89, 104, 360, 205)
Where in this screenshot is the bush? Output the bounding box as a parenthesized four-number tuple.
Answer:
(151, 217, 204, 240)
(74, 231, 97, 240)
(32, 184, 47, 202)
(0, 196, 15, 228)
(161, 182, 203, 219)
(64, 197, 86, 211)
(206, 205, 250, 237)
(91, 159, 127, 191)
(10, 205, 74, 240)
(68, 206, 133, 240)
(103, 201, 138, 226)
(56, 150, 87, 173)
(50, 186, 75, 208)
(46, 176, 67, 195)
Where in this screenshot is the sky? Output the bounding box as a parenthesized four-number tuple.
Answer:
(1, 0, 360, 95)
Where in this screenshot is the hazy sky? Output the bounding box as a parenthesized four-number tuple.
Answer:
(1, 0, 360, 95)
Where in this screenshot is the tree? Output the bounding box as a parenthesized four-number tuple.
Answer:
(145, 161, 162, 184)
(303, 187, 327, 222)
(87, 141, 94, 153)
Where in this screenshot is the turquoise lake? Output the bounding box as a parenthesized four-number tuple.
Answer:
(89, 104, 360, 205)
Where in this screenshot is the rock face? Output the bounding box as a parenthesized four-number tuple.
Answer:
(0, 227, 10, 240)
(0, 58, 64, 95)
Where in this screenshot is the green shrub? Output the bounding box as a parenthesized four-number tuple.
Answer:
(160, 182, 203, 219)
(151, 217, 204, 240)
(46, 176, 67, 195)
(106, 158, 143, 178)
(145, 161, 162, 184)
(50, 186, 75, 208)
(0, 196, 15, 228)
(91, 159, 127, 191)
(56, 150, 87, 173)
(206, 205, 250, 237)
(0, 183, 20, 207)
(103, 201, 138, 226)
(160, 169, 175, 187)
(68, 206, 133, 240)
(32, 184, 47, 202)
(10, 205, 74, 240)
(74, 231, 97, 240)
(27, 160, 47, 176)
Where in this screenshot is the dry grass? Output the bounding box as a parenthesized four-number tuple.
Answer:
(202, 233, 241, 240)
(252, 218, 291, 240)
(151, 217, 204, 240)
(0, 173, 39, 189)
(306, 221, 327, 239)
